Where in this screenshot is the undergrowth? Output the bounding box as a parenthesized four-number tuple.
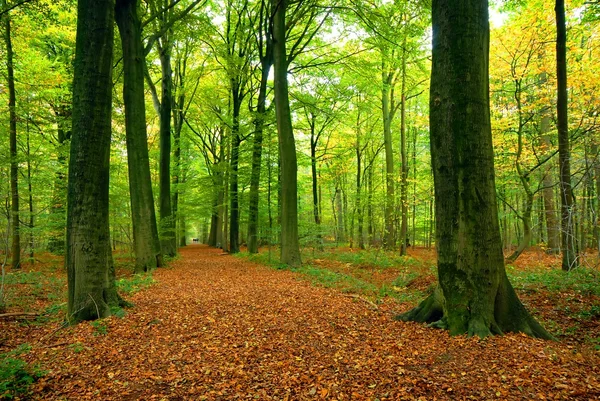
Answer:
(116, 273, 155, 295)
(237, 250, 429, 303)
(507, 265, 600, 295)
(0, 344, 44, 399)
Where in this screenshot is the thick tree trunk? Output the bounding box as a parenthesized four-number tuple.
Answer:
(555, 0, 578, 270)
(272, 0, 301, 266)
(115, 0, 162, 273)
(4, 11, 20, 269)
(67, 0, 122, 323)
(398, 0, 552, 339)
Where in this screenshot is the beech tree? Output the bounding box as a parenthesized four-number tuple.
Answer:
(399, 0, 552, 339)
(555, 0, 578, 271)
(115, 0, 163, 273)
(67, 0, 122, 322)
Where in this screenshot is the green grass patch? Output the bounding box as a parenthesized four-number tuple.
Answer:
(0, 344, 44, 399)
(237, 250, 430, 303)
(116, 272, 155, 295)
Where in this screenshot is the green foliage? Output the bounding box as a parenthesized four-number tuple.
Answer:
(68, 342, 85, 353)
(116, 273, 155, 295)
(296, 264, 378, 294)
(90, 320, 108, 336)
(507, 266, 600, 296)
(110, 305, 127, 318)
(0, 344, 44, 399)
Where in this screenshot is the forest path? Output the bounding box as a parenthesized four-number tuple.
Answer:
(28, 245, 599, 400)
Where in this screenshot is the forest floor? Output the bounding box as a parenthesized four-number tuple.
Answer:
(1, 244, 599, 400)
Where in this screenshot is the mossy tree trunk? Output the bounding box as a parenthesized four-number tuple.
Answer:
(115, 0, 162, 273)
(67, 0, 122, 323)
(272, 0, 301, 266)
(398, 0, 553, 340)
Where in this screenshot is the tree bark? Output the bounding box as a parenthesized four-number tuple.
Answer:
(398, 0, 552, 339)
(229, 89, 241, 254)
(310, 122, 323, 250)
(4, 9, 20, 269)
(115, 0, 163, 273)
(382, 61, 395, 250)
(67, 0, 122, 323)
(26, 123, 34, 262)
(272, 0, 301, 266)
(399, 56, 408, 256)
(555, 0, 578, 270)
(247, 49, 273, 253)
(592, 144, 600, 251)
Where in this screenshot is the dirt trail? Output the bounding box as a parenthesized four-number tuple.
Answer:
(24, 245, 600, 400)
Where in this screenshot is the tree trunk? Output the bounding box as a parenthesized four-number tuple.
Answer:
(26, 123, 34, 262)
(229, 90, 241, 254)
(115, 0, 162, 273)
(247, 63, 272, 253)
(158, 37, 176, 257)
(541, 128, 560, 254)
(367, 163, 374, 246)
(4, 10, 19, 269)
(247, 3, 273, 254)
(272, 0, 301, 266)
(399, 44, 409, 256)
(356, 125, 364, 250)
(335, 185, 344, 243)
(398, 0, 552, 339)
(556, 0, 578, 270)
(67, 0, 122, 323)
(208, 192, 218, 247)
(382, 63, 395, 250)
(310, 134, 323, 250)
(47, 106, 70, 254)
(592, 144, 600, 251)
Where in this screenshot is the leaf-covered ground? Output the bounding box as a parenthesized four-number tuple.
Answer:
(2, 245, 600, 400)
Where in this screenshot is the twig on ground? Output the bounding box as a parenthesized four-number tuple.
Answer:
(342, 294, 379, 310)
(0, 312, 38, 318)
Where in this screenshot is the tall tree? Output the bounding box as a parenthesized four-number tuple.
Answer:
(555, 0, 578, 270)
(399, 0, 552, 339)
(272, 0, 300, 266)
(3, 1, 20, 269)
(67, 0, 122, 322)
(247, 0, 273, 254)
(115, 0, 163, 273)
